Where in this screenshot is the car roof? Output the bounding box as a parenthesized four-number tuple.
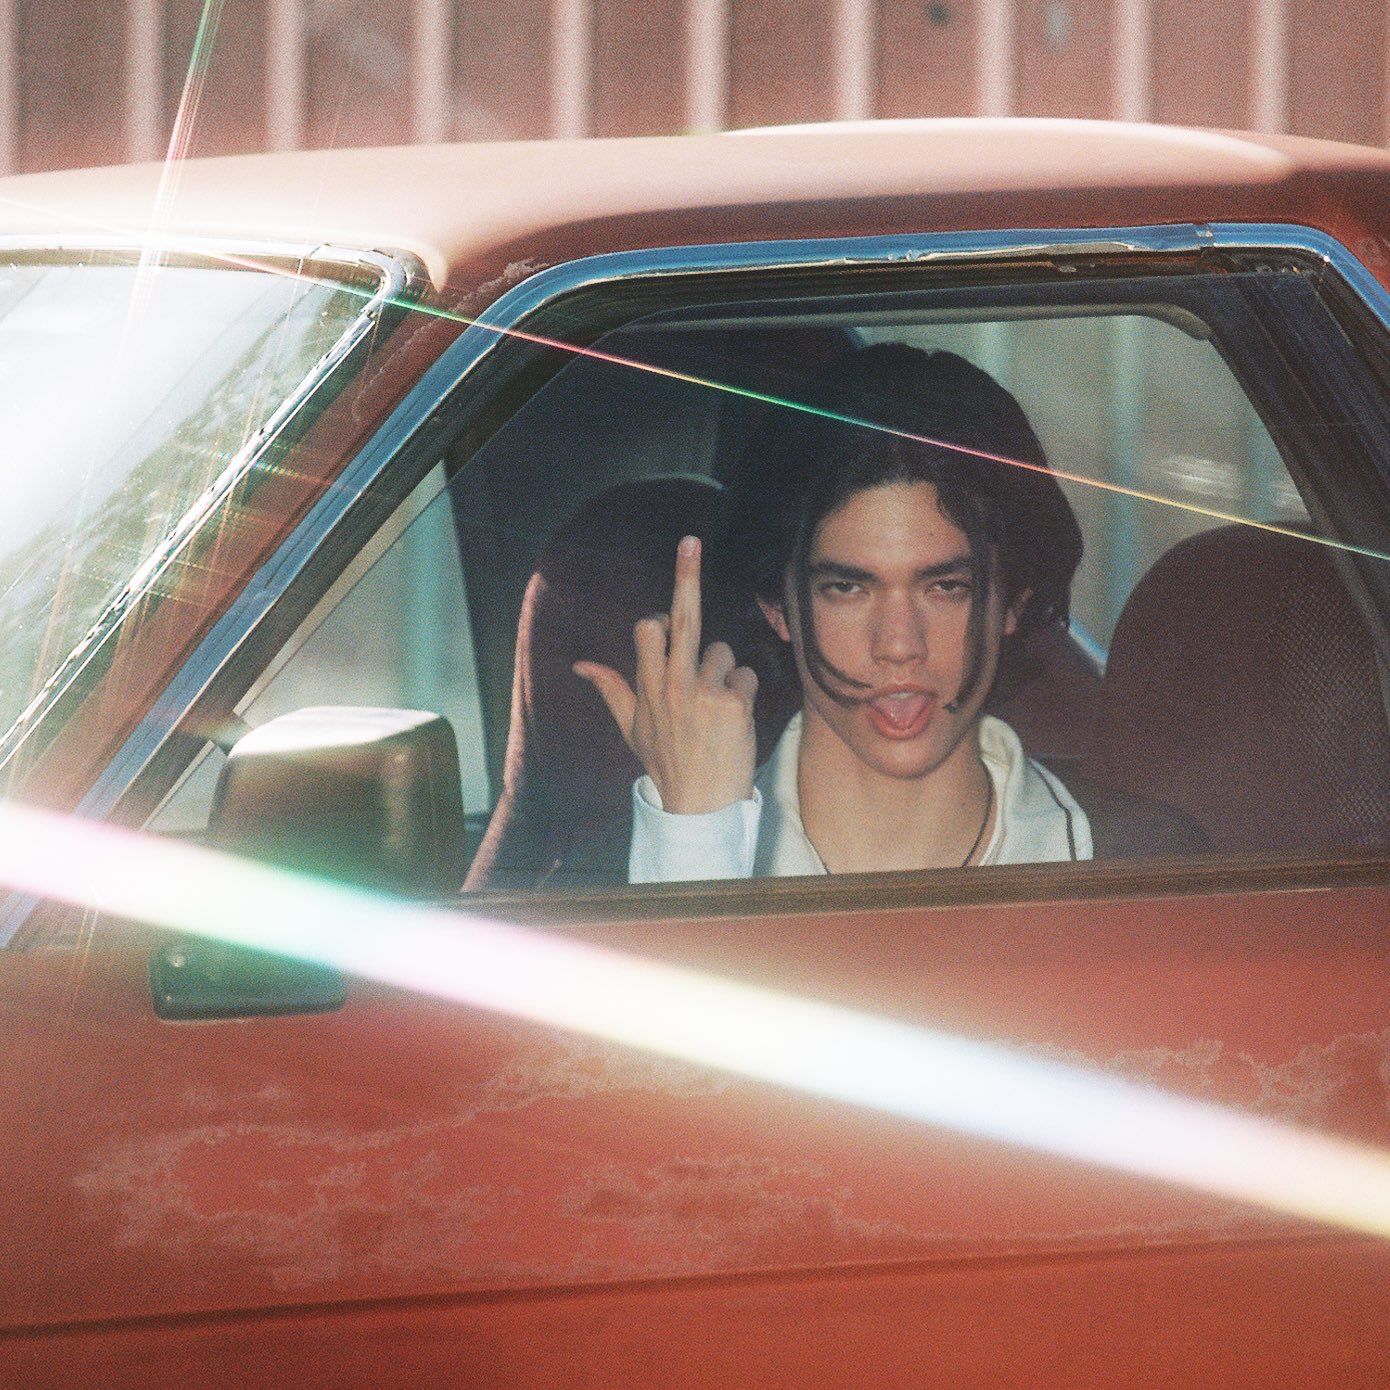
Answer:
(1, 119, 1388, 295)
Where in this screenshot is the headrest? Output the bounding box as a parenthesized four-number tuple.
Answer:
(1082, 524, 1390, 854)
(986, 622, 1100, 763)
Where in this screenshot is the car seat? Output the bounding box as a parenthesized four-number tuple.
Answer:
(988, 622, 1100, 771)
(1081, 523, 1390, 855)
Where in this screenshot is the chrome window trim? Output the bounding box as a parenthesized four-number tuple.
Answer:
(6, 218, 1387, 944)
(0, 238, 423, 770)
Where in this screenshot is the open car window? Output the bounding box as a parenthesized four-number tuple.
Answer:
(153, 253, 1390, 899)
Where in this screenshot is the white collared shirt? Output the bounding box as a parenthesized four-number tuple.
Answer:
(629, 713, 1091, 883)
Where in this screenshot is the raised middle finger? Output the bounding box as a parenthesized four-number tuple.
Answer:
(667, 535, 702, 678)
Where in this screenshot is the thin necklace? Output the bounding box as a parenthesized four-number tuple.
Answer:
(960, 770, 995, 867)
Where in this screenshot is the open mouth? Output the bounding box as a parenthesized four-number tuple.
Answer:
(865, 690, 936, 740)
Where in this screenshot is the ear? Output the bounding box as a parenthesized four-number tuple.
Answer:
(1003, 587, 1031, 638)
(757, 596, 791, 643)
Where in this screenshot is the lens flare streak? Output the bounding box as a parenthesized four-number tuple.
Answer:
(140, 0, 228, 261)
(6, 799, 1390, 1239)
(458, 315, 1390, 562)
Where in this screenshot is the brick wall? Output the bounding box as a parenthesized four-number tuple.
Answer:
(5, 0, 1388, 174)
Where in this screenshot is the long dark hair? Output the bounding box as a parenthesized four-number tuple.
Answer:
(717, 343, 1083, 710)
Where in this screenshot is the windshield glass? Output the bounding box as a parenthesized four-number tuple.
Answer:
(0, 255, 369, 739)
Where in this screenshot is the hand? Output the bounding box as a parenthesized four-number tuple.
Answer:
(574, 535, 759, 814)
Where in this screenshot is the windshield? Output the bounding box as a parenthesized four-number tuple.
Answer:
(0, 254, 370, 740)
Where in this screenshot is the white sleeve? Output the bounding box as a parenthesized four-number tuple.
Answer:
(627, 776, 762, 884)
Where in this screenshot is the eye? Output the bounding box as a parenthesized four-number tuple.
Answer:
(931, 577, 973, 600)
(817, 579, 863, 599)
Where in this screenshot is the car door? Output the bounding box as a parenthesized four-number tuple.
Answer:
(8, 224, 1390, 1388)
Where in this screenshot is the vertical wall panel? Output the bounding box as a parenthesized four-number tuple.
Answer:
(686, 0, 731, 131)
(1149, 0, 1251, 128)
(126, 0, 163, 162)
(976, 0, 1015, 114)
(878, 0, 978, 120)
(412, 0, 453, 143)
(455, 0, 551, 140)
(1249, 0, 1288, 132)
(302, 0, 412, 149)
(1012, 0, 1110, 118)
(0, 0, 17, 174)
(833, 0, 875, 118)
(728, 0, 838, 128)
(1111, 0, 1149, 120)
(1287, 0, 1386, 144)
(163, 0, 270, 159)
(17, 0, 125, 171)
(265, 0, 305, 149)
(591, 0, 686, 135)
(550, 0, 592, 136)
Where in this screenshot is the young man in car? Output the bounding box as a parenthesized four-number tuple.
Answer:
(574, 344, 1203, 882)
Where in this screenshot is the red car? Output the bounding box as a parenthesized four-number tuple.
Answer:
(5, 119, 1390, 1386)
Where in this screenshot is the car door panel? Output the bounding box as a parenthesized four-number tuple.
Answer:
(5, 875, 1390, 1384)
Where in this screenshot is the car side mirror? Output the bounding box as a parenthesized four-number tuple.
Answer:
(153, 706, 467, 1021)
(207, 705, 468, 896)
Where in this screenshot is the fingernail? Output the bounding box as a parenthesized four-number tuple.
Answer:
(679, 535, 698, 557)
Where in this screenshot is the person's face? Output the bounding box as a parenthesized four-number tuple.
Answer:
(760, 480, 1022, 781)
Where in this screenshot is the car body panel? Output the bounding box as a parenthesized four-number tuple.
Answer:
(9, 1234, 1390, 1389)
(7, 876, 1390, 1383)
(1, 123, 1390, 299)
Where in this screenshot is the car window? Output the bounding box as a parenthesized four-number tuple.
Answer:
(165, 257, 1390, 894)
(0, 254, 371, 742)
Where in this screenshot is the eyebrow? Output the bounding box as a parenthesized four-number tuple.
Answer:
(807, 552, 974, 583)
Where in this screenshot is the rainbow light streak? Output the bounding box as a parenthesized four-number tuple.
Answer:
(141, 0, 228, 265)
(2, 184, 1387, 568)
(198, 272, 1390, 565)
(453, 312, 1390, 563)
(7, 798, 1390, 1238)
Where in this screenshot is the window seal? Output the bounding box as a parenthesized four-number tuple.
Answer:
(458, 850, 1390, 928)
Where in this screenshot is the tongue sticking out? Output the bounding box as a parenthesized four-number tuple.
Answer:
(870, 693, 931, 731)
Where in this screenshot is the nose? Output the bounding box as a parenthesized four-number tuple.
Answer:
(870, 590, 929, 666)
